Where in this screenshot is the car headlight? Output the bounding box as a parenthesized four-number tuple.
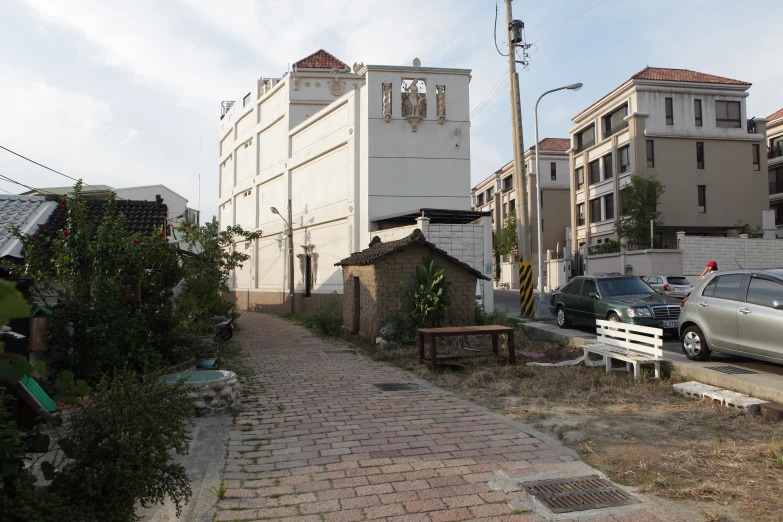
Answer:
(627, 307, 652, 318)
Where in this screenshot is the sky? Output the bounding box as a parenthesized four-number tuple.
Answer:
(2, 0, 782, 222)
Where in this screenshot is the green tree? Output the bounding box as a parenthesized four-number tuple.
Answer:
(494, 211, 518, 258)
(16, 182, 188, 381)
(175, 218, 261, 318)
(616, 174, 664, 248)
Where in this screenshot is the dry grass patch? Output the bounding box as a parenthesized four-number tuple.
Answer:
(354, 330, 783, 522)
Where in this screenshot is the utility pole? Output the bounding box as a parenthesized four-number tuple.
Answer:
(505, 0, 533, 317)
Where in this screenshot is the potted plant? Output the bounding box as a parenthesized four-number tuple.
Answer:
(192, 318, 218, 368)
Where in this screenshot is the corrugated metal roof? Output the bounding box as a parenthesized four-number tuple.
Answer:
(0, 195, 57, 258)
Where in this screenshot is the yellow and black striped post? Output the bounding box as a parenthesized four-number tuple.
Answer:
(518, 256, 534, 318)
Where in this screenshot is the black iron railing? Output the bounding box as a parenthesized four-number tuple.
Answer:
(574, 139, 595, 154)
(603, 121, 629, 140)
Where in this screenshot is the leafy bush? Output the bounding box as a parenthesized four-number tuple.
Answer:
(734, 220, 763, 238)
(379, 312, 416, 345)
(589, 239, 620, 255)
(401, 258, 450, 329)
(300, 292, 342, 337)
(0, 369, 193, 522)
(475, 302, 521, 327)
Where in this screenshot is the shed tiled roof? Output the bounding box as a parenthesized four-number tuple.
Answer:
(767, 108, 783, 122)
(21, 185, 113, 197)
(335, 229, 489, 280)
(527, 138, 570, 152)
(0, 196, 57, 258)
(293, 49, 348, 70)
(37, 199, 168, 241)
(574, 67, 751, 121)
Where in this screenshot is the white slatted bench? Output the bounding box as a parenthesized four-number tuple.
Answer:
(582, 320, 663, 379)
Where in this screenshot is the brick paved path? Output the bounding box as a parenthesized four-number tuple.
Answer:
(214, 314, 679, 522)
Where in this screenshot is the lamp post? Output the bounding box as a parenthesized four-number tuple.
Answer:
(271, 206, 295, 314)
(534, 82, 582, 315)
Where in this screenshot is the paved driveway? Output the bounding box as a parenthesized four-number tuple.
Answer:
(213, 313, 696, 521)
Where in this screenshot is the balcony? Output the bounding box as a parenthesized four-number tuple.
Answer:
(603, 121, 629, 140)
(769, 146, 783, 160)
(573, 139, 595, 154)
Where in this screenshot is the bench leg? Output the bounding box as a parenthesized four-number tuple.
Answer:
(508, 332, 516, 365)
(633, 362, 640, 380)
(430, 335, 437, 372)
(605, 354, 612, 374)
(418, 333, 424, 365)
(626, 362, 632, 373)
(491, 333, 499, 357)
(654, 361, 661, 379)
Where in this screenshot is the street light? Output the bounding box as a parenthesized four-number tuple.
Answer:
(534, 82, 582, 316)
(271, 206, 295, 314)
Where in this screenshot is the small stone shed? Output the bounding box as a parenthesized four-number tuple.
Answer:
(335, 229, 490, 341)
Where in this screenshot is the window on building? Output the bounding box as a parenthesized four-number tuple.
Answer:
(603, 153, 613, 180)
(486, 187, 494, 200)
(539, 190, 543, 209)
(647, 140, 655, 168)
(619, 189, 628, 215)
(503, 203, 508, 217)
(772, 135, 783, 158)
(619, 145, 630, 173)
(696, 142, 705, 169)
(550, 162, 557, 180)
(243, 93, 251, 107)
(577, 203, 585, 226)
(589, 159, 601, 185)
(576, 166, 584, 189)
(665, 97, 674, 125)
(541, 218, 544, 231)
(590, 198, 602, 223)
(694, 99, 703, 127)
(602, 104, 628, 138)
(476, 194, 484, 206)
(771, 167, 783, 196)
(502, 176, 513, 191)
(604, 193, 615, 220)
(773, 202, 783, 226)
(575, 126, 596, 150)
(716, 100, 741, 128)
(698, 185, 706, 213)
(752, 144, 760, 171)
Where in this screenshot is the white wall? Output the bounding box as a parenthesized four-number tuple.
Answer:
(680, 235, 783, 277)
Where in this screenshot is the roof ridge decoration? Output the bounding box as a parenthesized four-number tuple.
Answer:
(335, 229, 490, 280)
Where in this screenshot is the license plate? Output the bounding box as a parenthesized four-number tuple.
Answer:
(660, 320, 677, 328)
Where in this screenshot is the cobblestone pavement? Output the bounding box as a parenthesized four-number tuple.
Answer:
(215, 314, 695, 522)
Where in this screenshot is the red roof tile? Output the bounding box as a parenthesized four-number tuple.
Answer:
(574, 67, 751, 121)
(527, 138, 570, 152)
(767, 108, 783, 121)
(293, 49, 348, 70)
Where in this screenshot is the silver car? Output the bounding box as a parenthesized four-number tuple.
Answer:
(642, 275, 693, 297)
(677, 269, 783, 363)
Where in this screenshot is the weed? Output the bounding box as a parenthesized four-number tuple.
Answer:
(266, 493, 281, 499)
(299, 292, 342, 336)
(276, 403, 285, 412)
(713, 438, 724, 455)
(209, 481, 228, 499)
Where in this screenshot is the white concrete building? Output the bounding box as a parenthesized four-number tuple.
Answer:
(471, 138, 571, 288)
(218, 50, 494, 312)
(767, 108, 783, 237)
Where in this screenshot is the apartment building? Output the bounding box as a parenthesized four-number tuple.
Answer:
(472, 138, 571, 252)
(569, 67, 769, 254)
(767, 108, 783, 237)
(218, 50, 494, 312)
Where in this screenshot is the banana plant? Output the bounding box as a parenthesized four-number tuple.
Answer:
(401, 258, 450, 328)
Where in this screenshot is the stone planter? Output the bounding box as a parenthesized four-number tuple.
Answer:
(159, 370, 240, 416)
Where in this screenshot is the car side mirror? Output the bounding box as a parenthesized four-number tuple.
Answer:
(589, 292, 599, 299)
(773, 300, 783, 310)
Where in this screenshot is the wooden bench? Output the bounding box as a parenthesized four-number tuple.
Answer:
(417, 325, 516, 371)
(582, 320, 663, 379)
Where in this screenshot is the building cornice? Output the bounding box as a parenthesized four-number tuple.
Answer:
(644, 130, 764, 142)
(357, 64, 472, 77)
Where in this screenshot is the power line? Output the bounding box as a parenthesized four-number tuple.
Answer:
(456, 71, 511, 134)
(531, 0, 612, 45)
(0, 174, 58, 196)
(0, 144, 122, 198)
(0, 185, 12, 194)
(493, 2, 510, 57)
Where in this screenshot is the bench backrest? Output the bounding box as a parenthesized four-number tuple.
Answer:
(595, 319, 663, 358)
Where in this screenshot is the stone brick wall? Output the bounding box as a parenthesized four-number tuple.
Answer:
(679, 235, 783, 278)
(341, 244, 478, 341)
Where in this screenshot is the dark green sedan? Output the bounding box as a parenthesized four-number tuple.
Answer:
(549, 275, 682, 331)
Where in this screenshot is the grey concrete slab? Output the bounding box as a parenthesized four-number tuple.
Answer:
(138, 413, 231, 522)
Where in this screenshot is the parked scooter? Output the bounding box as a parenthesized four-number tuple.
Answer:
(209, 316, 234, 341)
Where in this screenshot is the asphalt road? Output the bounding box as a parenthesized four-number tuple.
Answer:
(492, 289, 783, 377)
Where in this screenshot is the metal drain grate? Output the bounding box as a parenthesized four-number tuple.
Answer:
(522, 475, 639, 514)
(705, 366, 759, 375)
(373, 382, 424, 392)
(322, 350, 354, 354)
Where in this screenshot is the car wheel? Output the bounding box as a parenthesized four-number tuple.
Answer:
(681, 325, 712, 361)
(556, 305, 571, 328)
(607, 312, 621, 323)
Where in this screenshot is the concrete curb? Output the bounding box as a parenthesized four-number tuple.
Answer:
(522, 322, 783, 405)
